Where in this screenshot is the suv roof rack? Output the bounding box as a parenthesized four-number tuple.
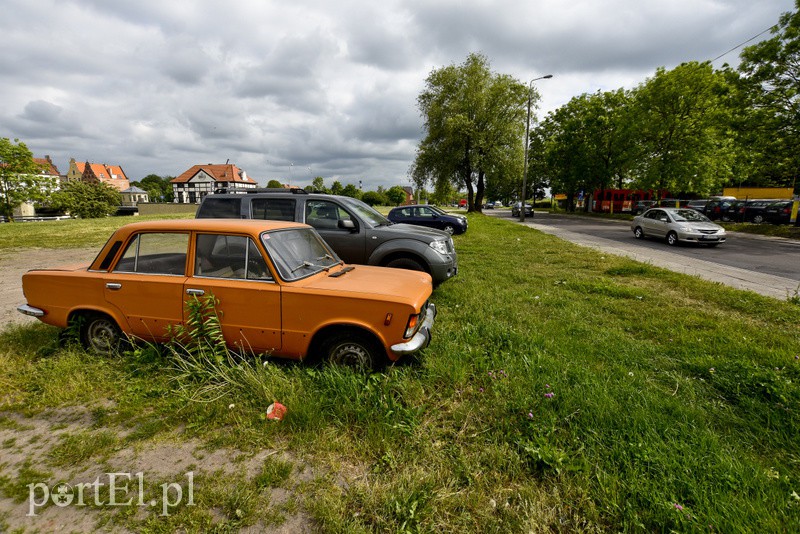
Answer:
(213, 187, 310, 195)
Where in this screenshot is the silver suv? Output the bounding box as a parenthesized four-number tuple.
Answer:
(196, 189, 458, 285)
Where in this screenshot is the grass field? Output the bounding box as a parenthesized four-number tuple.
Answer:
(1, 213, 799, 532)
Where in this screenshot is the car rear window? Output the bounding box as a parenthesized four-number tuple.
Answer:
(197, 198, 241, 218)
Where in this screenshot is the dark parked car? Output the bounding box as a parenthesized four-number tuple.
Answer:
(197, 189, 458, 285)
(739, 199, 782, 224)
(763, 200, 796, 224)
(387, 204, 468, 235)
(686, 199, 710, 213)
(511, 202, 533, 217)
(631, 200, 656, 215)
(655, 198, 690, 208)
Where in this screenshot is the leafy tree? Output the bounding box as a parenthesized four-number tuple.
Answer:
(631, 62, 733, 196)
(738, 0, 800, 189)
(386, 185, 407, 206)
(267, 179, 283, 188)
(0, 138, 53, 221)
(413, 53, 530, 212)
(134, 174, 173, 202)
(330, 181, 343, 195)
(311, 176, 329, 193)
(361, 191, 387, 206)
(341, 183, 361, 199)
(50, 180, 122, 218)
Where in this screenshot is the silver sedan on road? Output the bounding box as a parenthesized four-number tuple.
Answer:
(631, 207, 727, 247)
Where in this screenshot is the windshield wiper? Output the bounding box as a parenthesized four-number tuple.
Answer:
(291, 260, 333, 273)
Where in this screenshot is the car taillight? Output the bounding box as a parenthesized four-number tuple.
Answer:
(404, 314, 420, 338)
(783, 207, 791, 214)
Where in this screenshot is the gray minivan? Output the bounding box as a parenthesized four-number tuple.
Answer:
(196, 189, 458, 285)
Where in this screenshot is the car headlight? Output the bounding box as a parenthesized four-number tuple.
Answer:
(429, 240, 449, 255)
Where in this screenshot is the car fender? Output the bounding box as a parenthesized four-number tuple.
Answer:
(367, 238, 437, 268)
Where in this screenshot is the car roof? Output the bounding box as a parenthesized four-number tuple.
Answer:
(114, 218, 308, 234)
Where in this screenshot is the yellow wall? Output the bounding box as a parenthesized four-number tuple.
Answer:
(722, 187, 793, 199)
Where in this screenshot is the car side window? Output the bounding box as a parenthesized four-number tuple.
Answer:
(199, 198, 241, 218)
(305, 200, 352, 230)
(251, 198, 296, 221)
(115, 233, 189, 275)
(417, 207, 434, 219)
(194, 234, 272, 280)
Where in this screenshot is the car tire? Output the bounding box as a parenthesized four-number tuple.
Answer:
(752, 214, 764, 224)
(633, 226, 644, 239)
(385, 257, 426, 272)
(323, 331, 383, 371)
(443, 224, 455, 235)
(79, 312, 124, 355)
(666, 231, 679, 246)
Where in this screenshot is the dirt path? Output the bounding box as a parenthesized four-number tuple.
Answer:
(0, 247, 98, 330)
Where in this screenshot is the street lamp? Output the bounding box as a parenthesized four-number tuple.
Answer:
(520, 74, 553, 222)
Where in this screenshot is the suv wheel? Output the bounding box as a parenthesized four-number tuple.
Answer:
(385, 257, 425, 272)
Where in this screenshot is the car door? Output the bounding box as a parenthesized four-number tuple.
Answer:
(186, 233, 282, 353)
(642, 209, 668, 238)
(415, 206, 441, 230)
(104, 231, 189, 341)
(304, 199, 365, 263)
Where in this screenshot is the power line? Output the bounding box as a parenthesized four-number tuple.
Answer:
(711, 24, 779, 63)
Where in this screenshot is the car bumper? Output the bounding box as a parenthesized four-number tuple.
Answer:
(391, 302, 436, 356)
(17, 304, 45, 317)
(678, 232, 726, 243)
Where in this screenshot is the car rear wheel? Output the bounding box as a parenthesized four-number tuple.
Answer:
(666, 231, 679, 246)
(752, 214, 765, 224)
(633, 226, 644, 239)
(79, 313, 124, 355)
(443, 224, 455, 235)
(323, 332, 383, 371)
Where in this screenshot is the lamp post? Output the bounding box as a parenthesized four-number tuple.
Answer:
(520, 74, 552, 222)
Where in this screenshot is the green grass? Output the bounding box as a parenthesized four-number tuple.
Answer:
(1, 214, 799, 531)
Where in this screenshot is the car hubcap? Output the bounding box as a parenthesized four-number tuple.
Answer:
(329, 342, 370, 369)
(87, 320, 118, 353)
(444, 226, 454, 234)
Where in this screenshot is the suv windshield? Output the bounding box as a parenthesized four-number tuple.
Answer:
(340, 197, 392, 227)
(261, 228, 341, 281)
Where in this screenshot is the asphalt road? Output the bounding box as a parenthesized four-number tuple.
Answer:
(485, 210, 800, 300)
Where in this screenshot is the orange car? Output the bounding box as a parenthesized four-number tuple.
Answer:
(18, 219, 435, 369)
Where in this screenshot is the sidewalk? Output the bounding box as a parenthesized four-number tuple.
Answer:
(514, 216, 799, 301)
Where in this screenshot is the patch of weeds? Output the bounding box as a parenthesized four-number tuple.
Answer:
(253, 455, 293, 489)
(2, 437, 17, 449)
(0, 461, 53, 502)
(48, 430, 119, 467)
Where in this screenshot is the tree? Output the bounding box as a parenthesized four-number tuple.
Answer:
(413, 53, 530, 212)
(311, 176, 329, 193)
(134, 174, 173, 202)
(330, 181, 343, 195)
(361, 191, 387, 206)
(341, 183, 361, 199)
(631, 62, 733, 196)
(738, 0, 800, 189)
(386, 185, 407, 206)
(0, 138, 53, 221)
(50, 180, 122, 218)
(267, 179, 283, 188)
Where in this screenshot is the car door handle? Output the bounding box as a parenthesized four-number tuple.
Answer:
(186, 288, 205, 296)
(106, 283, 122, 290)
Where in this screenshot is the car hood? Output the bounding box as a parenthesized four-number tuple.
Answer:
(294, 265, 432, 306)
(375, 223, 450, 241)
(682, 222, 724, 231)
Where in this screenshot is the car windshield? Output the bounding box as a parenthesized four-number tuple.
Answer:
(672, 209, 710, 222)
(261, 228, 341, 281)
(429, 206, 448, 215)
(340, 197, 392, 227)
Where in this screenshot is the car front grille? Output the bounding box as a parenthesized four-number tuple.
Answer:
(698, 229, 719, 235)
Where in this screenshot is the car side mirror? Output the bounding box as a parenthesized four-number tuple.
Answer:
(338, 219, 356, 231)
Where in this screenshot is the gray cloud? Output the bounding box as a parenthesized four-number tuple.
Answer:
(0, 0, 793, 189)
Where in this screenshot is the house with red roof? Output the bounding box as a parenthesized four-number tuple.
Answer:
(66, 158, 131, 191)
(170, 163, 257, 204)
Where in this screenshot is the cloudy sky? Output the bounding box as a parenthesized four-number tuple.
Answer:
(1, 0, 793, 190)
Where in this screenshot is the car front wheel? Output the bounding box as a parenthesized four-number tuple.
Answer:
(385, 257, 426, 272)
(323, 332, 383, 371)
(443, 224, 455, 235)
(666, 231, 679, 246)
(79, 313, 124, 355)
(752, 214, 765, 224)
(633, 226, 644, 239)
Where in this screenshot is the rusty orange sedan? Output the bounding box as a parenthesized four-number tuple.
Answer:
(18, 219, 435, 370)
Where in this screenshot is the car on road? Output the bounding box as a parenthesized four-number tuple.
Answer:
(17, 219, 436, 370)
(511, 202, 533, 217)
(196, 189, 458, 285)
(387, 204, 468, 235)
(631, 207, 726, 247)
